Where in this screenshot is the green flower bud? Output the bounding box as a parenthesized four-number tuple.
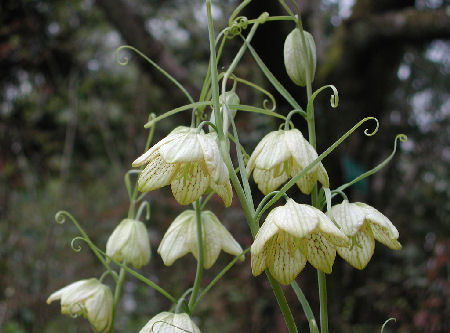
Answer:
(284, 28, 316, 87)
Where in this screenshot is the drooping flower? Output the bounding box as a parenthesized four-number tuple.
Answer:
(139, 312, 201, 333)
(328, 200, 401, 269)
(106, 218, 151, 269)
(158, 210, 243, 269)
(284, 28, 316, 87)
(47, 278, 113, 332)
(132, 126, 232, 206)
(251, 198, 349, 285)
(246, 129, 329, 195)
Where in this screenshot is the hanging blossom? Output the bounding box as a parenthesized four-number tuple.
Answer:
(251, 198, 349, 285)
(133, 126, 232, 206)
(47, 278, 113, 332)
(139, 312, 201, 333)
(106, 218, 151, 269)
(328, 200, 401, 269)
(246, 129, 329, 195)
(158, 210, 243, 269)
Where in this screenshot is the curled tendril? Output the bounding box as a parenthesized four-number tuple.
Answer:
(227, 16, 249, 38)
(114, 45, 194, 104)
(152, 320, 194, 333)
(114, 45, 130, 66)
(306, 85, 339, 120)
(230, 75, 276, 111)
(54, 210, 117, 282)
(364, 117, 379, 136)
(335, 133, 407, 195)
(70, 236, 87, 253)
(55, 211, 68, 224)
(381, 318, 396, 333)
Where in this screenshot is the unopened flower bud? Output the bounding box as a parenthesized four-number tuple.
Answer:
(106, 218, 151, 268)
(47, 278, 113, 332)
(210, 91, 240, 133)
(139, 312, 201, 333)
(284, 28, 316, 87)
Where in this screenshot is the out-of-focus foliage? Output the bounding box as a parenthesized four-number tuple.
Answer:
(0, 0, 448, 332)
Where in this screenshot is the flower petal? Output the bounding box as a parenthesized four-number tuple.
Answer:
(192, 214, 222, 269)
(316, 163, 330, 188)
(157, 211, 195, 266)
(274, 200, 319, 238)
(203, 211, 243, 258)
(337, 224, 375, 270)
(315, 211, 350, 247)
(197, 133, 228, 184)
(253, 131, 291, 170)
(172, 313, 202, 333)
(171, 163, 209, 205)
(209, 180, 233, 207)
(266, 232, 307, 285)
(253, 166, 289, 195)
(370, 223, 402, 250)
(251, 208, 281, 254)
(159, 130, 204, 163)
(137, 154, 178, 192)
(251, 249, 267, 277)
(132, 127, 187, 167)
(305, 233, 336, 274)
(284, 129, 318, 170)
(328, 201, 366, 236)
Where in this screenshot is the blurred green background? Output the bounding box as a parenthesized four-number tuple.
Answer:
(1, 0, 448, 332)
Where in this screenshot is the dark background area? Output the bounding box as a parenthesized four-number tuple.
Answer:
(0, 0, 448, 332)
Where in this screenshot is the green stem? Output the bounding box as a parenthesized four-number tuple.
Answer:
(293, 11, 328, 332)
(266, 272, 298, 333)
(317, 271, 328, 333)
(192, 248, 250, 311)
(291, 281, 316, 330)
(188, 200, 204, 310)
(109, 267, 126, 333)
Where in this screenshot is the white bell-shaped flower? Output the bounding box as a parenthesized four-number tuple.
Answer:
(328, 200, 401, 269)
(106, 218, 151, 268)
(133, 126, 232, 206)
(246, 129, 329, 195)
(251, 199, 349, 285)
(158, 210, 243, 269)
(47, 278, 113, 332)
(139, 312, 201, 333)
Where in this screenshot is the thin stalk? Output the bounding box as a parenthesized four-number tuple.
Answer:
(317, 271, 328, 333)
(188, 200, 204, 310)
(109, 267, 126, 333)
(296, 13, 328, 332)
(192, 248, 250, 311)
(266, 272, 298, 333)
(291, 281, 315, 327)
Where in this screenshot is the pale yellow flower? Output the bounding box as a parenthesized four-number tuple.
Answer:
(133, 126, 232, 206)
(328, 200, 401, 269)
(139, 312, 201, 333)
(47, 278, 113, 332)
(251, 199, 349, 285)
(106, 218, 151, 268)
(246, 129, 329, 195)
(158, 210, 243, 269)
